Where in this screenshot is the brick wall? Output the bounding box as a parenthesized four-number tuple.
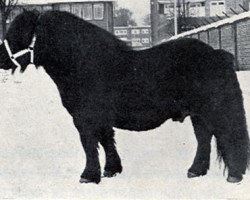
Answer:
(237, 19, 250, 70)
(209, 28, 220, 49)
(221, 24, 235, 55)
(199, 31, 209, 43)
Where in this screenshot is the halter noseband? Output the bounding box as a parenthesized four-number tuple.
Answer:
(3, 35, 36, 69)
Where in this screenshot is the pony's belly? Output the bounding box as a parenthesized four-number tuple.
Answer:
(113, 109, 170, 131)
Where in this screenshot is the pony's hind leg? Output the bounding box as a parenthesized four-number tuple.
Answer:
(188, 116, 213, 178)
(211, 107, 249, 183)
(201, 88, 249, 183)
(100, 127, 122, 177)
(73, 116, 101, 184)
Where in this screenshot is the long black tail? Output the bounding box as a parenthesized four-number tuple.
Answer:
(212, 49, 250, 177)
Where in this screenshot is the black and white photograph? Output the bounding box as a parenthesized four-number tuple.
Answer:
(0, 0, 249, 199)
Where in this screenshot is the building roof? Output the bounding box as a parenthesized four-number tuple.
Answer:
(19, 0, 114, 5)
(158, 0, 205, 3)
(114, 26, 151, 29)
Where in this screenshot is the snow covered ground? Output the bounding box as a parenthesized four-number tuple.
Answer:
(0, 67, 249, 199)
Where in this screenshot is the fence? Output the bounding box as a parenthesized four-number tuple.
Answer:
(166, 11, 250, 71)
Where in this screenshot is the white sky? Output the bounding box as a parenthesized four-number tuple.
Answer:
(20, 0, 150, 25)
(115, 0, 150, 25)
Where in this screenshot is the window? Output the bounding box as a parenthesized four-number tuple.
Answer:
(132, 38, 141, 43)
(163, 3, 174, 17)
(131, 29, 140, 34)
(94, 3, 104, 20)
(142, 29, 149, 34)
(83, 4, 93, 20)
(72, 4, 82, 18)
(114, 30, 127, 35)
(42, 5, 53, 11)
(120, 37, 128, 41)
(210, 1, 226, 16)
(159, 4, 164, 14)
(29, 6, 42, 11)
(142, 38, 149, 43)
(121, 30, 127, 35)
(59, 4, 71, 12)
(189, 2, 205, 17)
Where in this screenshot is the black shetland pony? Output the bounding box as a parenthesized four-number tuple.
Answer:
(0, 10, 249, 184)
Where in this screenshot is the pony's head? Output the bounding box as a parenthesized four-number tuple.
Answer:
(0, 9, 39, 73)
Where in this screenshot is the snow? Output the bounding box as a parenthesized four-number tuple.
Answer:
(0, 66, 249, 199)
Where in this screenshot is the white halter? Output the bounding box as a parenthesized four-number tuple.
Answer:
(3, 35, 36, 69)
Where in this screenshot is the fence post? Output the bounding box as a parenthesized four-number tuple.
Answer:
(151, 0, 159, 45)
(207, 31, 210, 45)
(233, 23, 239, 71)
(218, 27, 222, 49)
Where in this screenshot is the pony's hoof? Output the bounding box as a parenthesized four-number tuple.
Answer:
(79, 177, 100, 184)
(80, 170, 101, 184)
(227, 176, 243, 183)
(187, 170, 206, 178)
(79, 178, 92, 183)
(103, 170, 119, 178)
(187, 171, 199, 178)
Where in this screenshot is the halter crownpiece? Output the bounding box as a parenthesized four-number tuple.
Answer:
(3, 35, 37, 69)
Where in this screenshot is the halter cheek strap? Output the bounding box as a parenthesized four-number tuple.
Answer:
(3, 35, 36, 69)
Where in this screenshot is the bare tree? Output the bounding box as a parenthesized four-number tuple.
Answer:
(114, 8, 137, 27)
(142, 14, 151, 26)
(0, 0, 18, 37)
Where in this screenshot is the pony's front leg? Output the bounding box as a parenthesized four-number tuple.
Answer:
(100, 127, 122, 177)
(188, 116, 213, 178)
(73, 117, 101, 184)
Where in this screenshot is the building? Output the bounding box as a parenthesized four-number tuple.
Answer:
(158, 0, 248, 18)
(152, 0, 250, 44)
(1, 0, 114, 38)
(114, 26, 152, 50)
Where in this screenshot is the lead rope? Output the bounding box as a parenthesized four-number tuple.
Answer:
(3, 35, 37, 69)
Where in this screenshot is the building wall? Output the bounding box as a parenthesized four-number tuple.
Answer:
(237, 19, 250, 70)
(199, 31, 209, 43)
(205, 0, 246, 16)
(244, 0, 250, 10)
(158, 0, 247, 18)
(225, 0, 245, 14)
(209, 28, 220, 49)
(52, 2, 113, 32)
(178, 17, 250, 70)
(114, 26, 152, 49)
(1, 1, 114, 39)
